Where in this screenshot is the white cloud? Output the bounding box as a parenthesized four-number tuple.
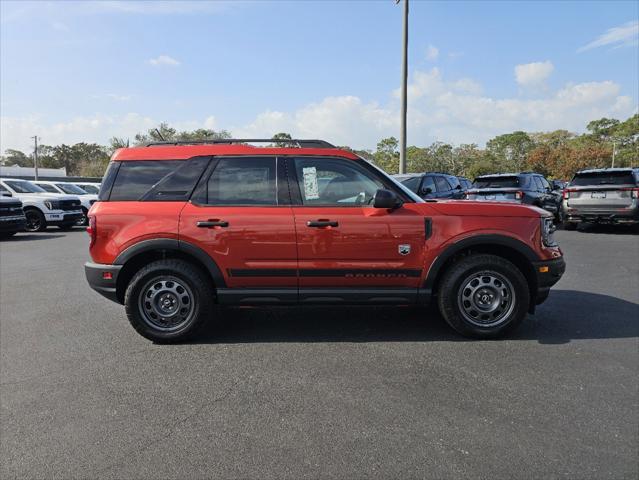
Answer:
(578, 20, 639, 52)
(1, 69, 635, 153)
(426, 44, 439, 61)
(514, 61, 554, 87)
(147, 55, 180, 67)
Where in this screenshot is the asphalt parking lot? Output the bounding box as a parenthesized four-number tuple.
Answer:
(1, 227, 638, 479)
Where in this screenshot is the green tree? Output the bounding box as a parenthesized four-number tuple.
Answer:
(373, 137, 399, 173)
(0, 149, 32, 167)
(486, 131, 534, 171)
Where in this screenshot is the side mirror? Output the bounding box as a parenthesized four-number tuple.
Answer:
(421, 187, 433, 195)
(373, 189, 403, 210)
(1, 191, 11, 197)
(455, 184, 462, 190)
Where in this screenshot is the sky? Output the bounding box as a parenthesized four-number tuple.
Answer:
(1, 0, 637, 153)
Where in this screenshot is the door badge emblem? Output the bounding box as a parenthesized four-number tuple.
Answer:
(398, 244, 411, 256)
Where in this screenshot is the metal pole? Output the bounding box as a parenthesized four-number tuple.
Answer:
(399, 0, 408, 174)
(32, 135, 39, 181)
(611, 141, 616, 168)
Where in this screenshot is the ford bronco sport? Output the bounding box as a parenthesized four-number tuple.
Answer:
(85, 139, 565, 342)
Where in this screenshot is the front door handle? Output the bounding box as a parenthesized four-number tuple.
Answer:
(307, 220, 338, 228)
(197, 220, 229, 228)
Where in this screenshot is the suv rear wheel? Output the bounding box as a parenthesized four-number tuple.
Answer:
(437, 254, 529, 338)
(124, 259, 213, 343)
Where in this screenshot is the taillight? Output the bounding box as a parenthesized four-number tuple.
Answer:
(87, 215, 96, 248)
(515, 191, 523, 200)
(630, 188, 639, 199)
(563, 190, 570, 199)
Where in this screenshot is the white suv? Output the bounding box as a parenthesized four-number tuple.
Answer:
(33, 180, 98, 225)
(0, 178, 83, 232)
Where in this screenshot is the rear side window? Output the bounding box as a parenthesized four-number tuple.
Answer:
(109, 160, 183, 201)
(421, 176, 436, 193)
(142, 157, 210, 201)
(206, 157, 277, 205)
(571, 171, 637, 186)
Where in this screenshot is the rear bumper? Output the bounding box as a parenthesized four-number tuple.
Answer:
(84, 262, 123, 303)
(563, 205, 639, 224)
(0, 215, 27, 232)
(532, 256, 566, 305)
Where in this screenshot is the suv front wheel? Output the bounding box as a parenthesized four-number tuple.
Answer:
(124, 259, 213, 343)
(437, 254, 530, 338)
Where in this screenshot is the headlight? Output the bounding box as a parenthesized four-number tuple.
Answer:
(44, 200, 61, 210)
(541, 217, 557, 247)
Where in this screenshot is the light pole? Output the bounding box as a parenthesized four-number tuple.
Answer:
(31, 135, 39, 180)
(397, 0, 408, 174)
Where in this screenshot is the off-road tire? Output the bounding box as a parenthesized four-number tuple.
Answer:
(437, 254, 530, 338)
(124, 259, 213, 343)
(24, 208, 46, 232)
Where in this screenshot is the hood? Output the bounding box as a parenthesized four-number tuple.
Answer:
(11, 193, 78, 203)
(425, 200, 547, 217)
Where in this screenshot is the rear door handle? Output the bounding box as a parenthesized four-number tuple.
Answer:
(307, 220, 338, 228)
(197, 220, 229, 228)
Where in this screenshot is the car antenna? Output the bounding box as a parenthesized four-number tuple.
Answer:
(154, 129, 166, 141)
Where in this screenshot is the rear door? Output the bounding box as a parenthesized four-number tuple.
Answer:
(287, 156, 426, 301)
(567, 171, 637, 210)
(179, 156, 298, 292)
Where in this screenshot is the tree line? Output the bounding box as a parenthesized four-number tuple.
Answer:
(0, 114, 636, 180)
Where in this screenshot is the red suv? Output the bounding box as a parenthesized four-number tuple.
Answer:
(85, 139, 565, 342)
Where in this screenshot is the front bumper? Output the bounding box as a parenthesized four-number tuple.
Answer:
(532, 256, 566, 305)
(45, 211, 84, 225)
(0, 215, 27, 232)
(85, 262, 123, 303)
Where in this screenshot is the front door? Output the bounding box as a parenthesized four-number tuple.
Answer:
(287, 156, 426, 301)
(179, 156, 298, 295)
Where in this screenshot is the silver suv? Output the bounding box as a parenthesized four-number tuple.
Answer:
(562, 168, 639, 229)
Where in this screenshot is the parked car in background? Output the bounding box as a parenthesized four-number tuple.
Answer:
(393, 172, 464, 199)
(551, 180, 567, 191)
(465, 172, 563, 222)
(72, 182, 101, 194)
(562, 168, 639, 230)
(0, 196, 27, 238)
(84, 138, 564, 343)
(0, 178, 83, 232)
(33, 180, 97, 225)
(458, 177, 473, 191)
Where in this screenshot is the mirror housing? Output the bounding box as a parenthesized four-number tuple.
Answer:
(1, 191, 11, 197)
(421, 187, 433, 195)
(455, 184, 462, 190)
(373, 189, 403, 210)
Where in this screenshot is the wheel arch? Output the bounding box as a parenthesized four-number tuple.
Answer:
(113, 239, 225, 304)
(425, 234, 540, 308)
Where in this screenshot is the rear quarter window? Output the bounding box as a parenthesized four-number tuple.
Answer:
(108, 160, 184, 201)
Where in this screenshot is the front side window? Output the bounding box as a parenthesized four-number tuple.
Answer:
(293, 157, 384, 206)
(56, 183, 87, 195)
(421, 176, 436, 194)
(37, 183, 60, 193)
(206, 157, 277, 205)
(109, 160, 183, 201)
(400, 176, 421, 193)
(4, 180, 46, 193)
(435, 176, 451, 192)
(80, 184, 100, 194)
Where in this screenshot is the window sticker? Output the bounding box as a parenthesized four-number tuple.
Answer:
(302, 166, 320, 200)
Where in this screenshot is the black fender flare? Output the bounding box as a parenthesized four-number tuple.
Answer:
(423, 234, 541, 293)
(114, 238, 226, 287)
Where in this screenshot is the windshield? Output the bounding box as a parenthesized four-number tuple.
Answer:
(4, 180, 47, 193)
(79, 184, 99, 194)
(474, 176, 520, 188)
(56, 183, 88, 194)
(570, 172, 636, 186)
(368, 163, 424, 203)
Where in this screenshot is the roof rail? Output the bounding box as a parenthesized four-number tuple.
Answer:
(145, 138, 336, 148)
